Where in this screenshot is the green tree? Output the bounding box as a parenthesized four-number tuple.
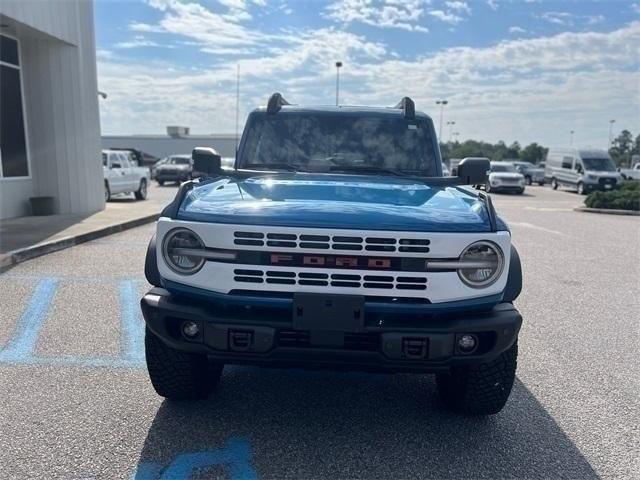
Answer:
(519, 143, 547, 164)
(609, 130, 634, 166)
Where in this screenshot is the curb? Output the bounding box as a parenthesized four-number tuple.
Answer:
(0, 213, 159, 274)
(574, 206, 640, 216)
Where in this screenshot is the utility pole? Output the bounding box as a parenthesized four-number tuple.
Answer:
(570, 130, 574, 146)
(235, 64, 240, 154)
(436, 99, 448, 142)
(335, 61, 343, 106)
(447, 121, 456, 142)
(608, 119, 616, 149)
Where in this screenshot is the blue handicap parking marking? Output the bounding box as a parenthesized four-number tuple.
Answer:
(132, 438, 258, 480)
(119, 279, 146, 362)
(0, 276, 147, 368)
(0, 277, 59, 363)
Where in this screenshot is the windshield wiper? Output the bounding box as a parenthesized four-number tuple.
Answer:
(242, 163, 306, 172)
(328, 165, 405, 176)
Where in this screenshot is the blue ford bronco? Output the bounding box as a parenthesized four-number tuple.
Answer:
(141, 94, 522, 415)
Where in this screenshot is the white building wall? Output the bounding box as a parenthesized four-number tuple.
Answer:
(0, 0, 103, 219)
(102, 135, 239, 160)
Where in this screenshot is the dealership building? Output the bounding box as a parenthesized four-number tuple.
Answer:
(0, 1, 103, 220)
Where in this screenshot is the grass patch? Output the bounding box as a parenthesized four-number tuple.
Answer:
(584, 181, 640, 211)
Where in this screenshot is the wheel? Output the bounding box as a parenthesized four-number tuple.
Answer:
(157, 180, 164, 186)
(104, 182, 111, 202)
(577, 182, 585, 195)
(538, 181, 544, 186)
(436, 341, 518, 415)
(551, 178, 558, 190)
(485, 182, 491, 193)
(525, 176, 532, 186)
(135, 179, 148, 200)
(145, 327, 223, 400)
(517, 188, 525, 195)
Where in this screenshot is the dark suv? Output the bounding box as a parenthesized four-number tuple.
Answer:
(141, 94, 523, 415)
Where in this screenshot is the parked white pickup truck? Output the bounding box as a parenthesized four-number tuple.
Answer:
(102, 149, 150, 201)
(619, 163, 640, 181)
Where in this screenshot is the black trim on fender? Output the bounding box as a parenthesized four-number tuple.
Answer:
(502, 245, 522, 302)
(160, 181, 196, 219)
(144, 234, 162, 287)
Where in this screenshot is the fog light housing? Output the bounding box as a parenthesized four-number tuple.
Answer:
(457, 334, 478, 354)
(182, 321, 200, 338)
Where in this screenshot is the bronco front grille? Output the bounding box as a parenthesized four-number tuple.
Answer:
(233, 231, 430, 253)
(233, 269, 427, 290)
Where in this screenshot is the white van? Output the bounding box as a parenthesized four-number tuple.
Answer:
(545, 148, 621, 195)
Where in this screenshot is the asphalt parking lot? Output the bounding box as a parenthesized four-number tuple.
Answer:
(0, 185, 637, 479)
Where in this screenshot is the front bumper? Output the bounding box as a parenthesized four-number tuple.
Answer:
(141, 288, 522, 373)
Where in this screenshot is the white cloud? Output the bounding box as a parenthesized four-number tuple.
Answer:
(325, 0, 430, 32)
(115, 35, 173, 49)
(428, 10, 463, 25)
(633, 3, 640, 14)
(509, 26, 526, 34)
(538, 11, 605, 27)
(486, 0, 498, 11)
(445, 1, 471, 15)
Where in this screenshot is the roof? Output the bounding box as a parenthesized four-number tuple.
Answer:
(253, 104, 432, 120)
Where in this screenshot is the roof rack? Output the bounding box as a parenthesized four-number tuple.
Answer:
(393, 97, 415, 120)
(267, 92, 290, 114)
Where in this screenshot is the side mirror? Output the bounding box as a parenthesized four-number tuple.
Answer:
(576, 165, 583, 174)
(192, 147, 222, 178)
(457, 157, 490, 185)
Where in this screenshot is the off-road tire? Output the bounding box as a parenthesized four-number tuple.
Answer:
(145, 327, 223, 400)
(436, 341, 518, 415)
(551, 178, 558, 190)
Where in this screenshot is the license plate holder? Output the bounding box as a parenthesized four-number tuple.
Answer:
(293, 293, 365, 332)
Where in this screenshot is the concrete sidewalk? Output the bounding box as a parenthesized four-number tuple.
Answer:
(0, 184, 177, 272)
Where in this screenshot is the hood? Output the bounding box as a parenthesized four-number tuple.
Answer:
(175, 174, 504, 233)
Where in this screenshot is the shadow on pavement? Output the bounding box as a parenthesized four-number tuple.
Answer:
(135, 370, 598, 479)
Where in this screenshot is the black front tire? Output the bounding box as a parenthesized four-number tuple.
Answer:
(104, 182, 111, 202)
(525, 176, 532, 186)
(145, 327, 223, 400)
(436, 341, 518, 415)
(538, 181, 544, 186)
(551, 178, 558, 190)
(158, 180, 165, 186)
(135, 179, 148, 200)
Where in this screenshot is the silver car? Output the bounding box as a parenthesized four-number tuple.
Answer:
(545, 148, 621, 194)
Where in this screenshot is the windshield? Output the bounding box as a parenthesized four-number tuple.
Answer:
(169, 157, 191, 165)
(239, 113, 438, 176)
(582, 157, 616, 172)
(491, 164, 516, 172)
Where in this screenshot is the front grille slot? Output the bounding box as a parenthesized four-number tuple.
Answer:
(277, 330, 379, 352)
(233, 231, 431, 254)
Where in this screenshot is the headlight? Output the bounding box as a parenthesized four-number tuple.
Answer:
(457, 241, 504, 288)
(162, 228, 206, 274)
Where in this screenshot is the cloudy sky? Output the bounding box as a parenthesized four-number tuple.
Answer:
(95, 0, 639, 149)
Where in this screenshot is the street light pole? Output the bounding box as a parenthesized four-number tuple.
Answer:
(608, 119, 616, 148)
(436, 100, 448, 142)
(570, 130, 574, 146)
(447, 121, 456, 142)
(235, 63, 240, 154)
(335, 61, 343, 106)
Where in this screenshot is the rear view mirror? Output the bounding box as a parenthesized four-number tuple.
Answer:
(457, 157, 490, 185)
(192, 147, 222, 178)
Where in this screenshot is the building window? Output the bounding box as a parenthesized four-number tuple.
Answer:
(0, 34, 29, 178)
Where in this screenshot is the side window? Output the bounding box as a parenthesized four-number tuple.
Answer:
(110, 154, 121, 168)
(118, 153, 130, 168)
(562, 156, 573, 169)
